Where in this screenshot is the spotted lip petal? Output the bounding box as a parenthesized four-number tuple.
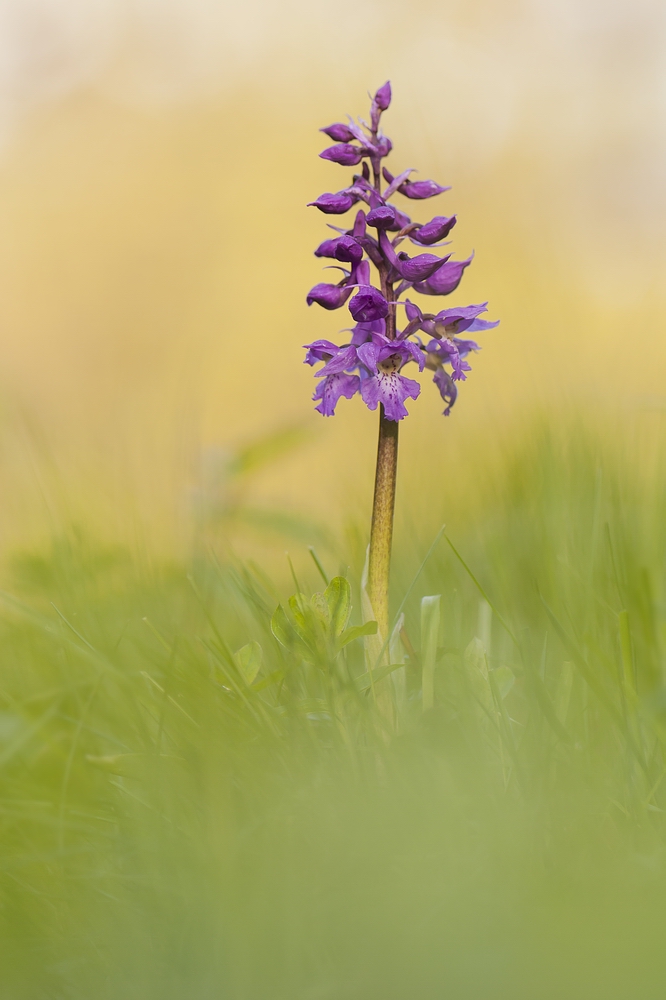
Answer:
(360, 369, 420, 421)
(313, 372, 361, 416)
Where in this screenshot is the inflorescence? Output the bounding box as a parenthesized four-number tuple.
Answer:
(304, 81, 498, 421)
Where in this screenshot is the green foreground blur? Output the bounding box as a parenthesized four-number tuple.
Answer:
(1, 415, 666, 999)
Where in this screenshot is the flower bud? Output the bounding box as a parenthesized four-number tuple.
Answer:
(320, 123, 356, 142)
(306, 282, 354, 310)
(314, 235, 363, 264)
(308, 191, 358, 214)
(367, 205, 397, 230)
(320, 144, 365, 166)
(374, 81, 392, 111)
(349, 287, 389, 322)
(410, 215, 457, 245)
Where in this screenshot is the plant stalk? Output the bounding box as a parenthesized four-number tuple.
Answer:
(367, 408, 399, 644)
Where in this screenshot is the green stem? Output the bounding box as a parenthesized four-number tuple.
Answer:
(367, 407, 399, 644)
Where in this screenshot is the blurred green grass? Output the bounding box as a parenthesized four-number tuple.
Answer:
(1, 412, 666, 998)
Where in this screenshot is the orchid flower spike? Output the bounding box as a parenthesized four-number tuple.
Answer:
(305, 83, 498, 419)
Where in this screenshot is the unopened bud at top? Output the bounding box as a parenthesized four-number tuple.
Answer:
(374, 81, 392, 112)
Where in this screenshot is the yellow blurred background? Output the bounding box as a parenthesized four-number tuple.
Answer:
(0, 0, 664, 562)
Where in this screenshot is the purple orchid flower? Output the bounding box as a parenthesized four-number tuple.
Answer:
(305, 84, 497, 419)
(357, 339, 421, 421)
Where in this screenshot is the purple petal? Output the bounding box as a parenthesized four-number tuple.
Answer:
(412, 254, 474, 296)
(466, 318, 500, 333)
(410, 216, 457, 245)
(308, 191, 358, 214)
(320, 144, 365, 166)
(303, 339, 342, 365)
(382, 167, 413, 199)
(453, 338, 481, 356)
(357, 341, 380, 370)
(350, 286, 389, 322)
(427, 338, 473, 381)
(374, 81, 392, 111)
(306, 282, 354, 310)
(402, 339, 426, 371)
(433, 302, 489, 326)
(352, 210, 367, 239)
(316, 344, 359, 377)
(313, 372, 360, 416)
(433, 369, 457, 416)
(361, 369, 420, 421)
(404, 299, 423, 322)
(351, 320, 384, 345)
(320, 123, 356, 142)
(355, 260, 371, 286)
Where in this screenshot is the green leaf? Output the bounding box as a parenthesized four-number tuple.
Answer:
(235, 641, 262, 685)
(288, 593, 309, 633)
(310, 592, 330, 627)
(270, 604, 292, 647)
(338, 620, 378, 649)
(325, 576, 351, 636)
